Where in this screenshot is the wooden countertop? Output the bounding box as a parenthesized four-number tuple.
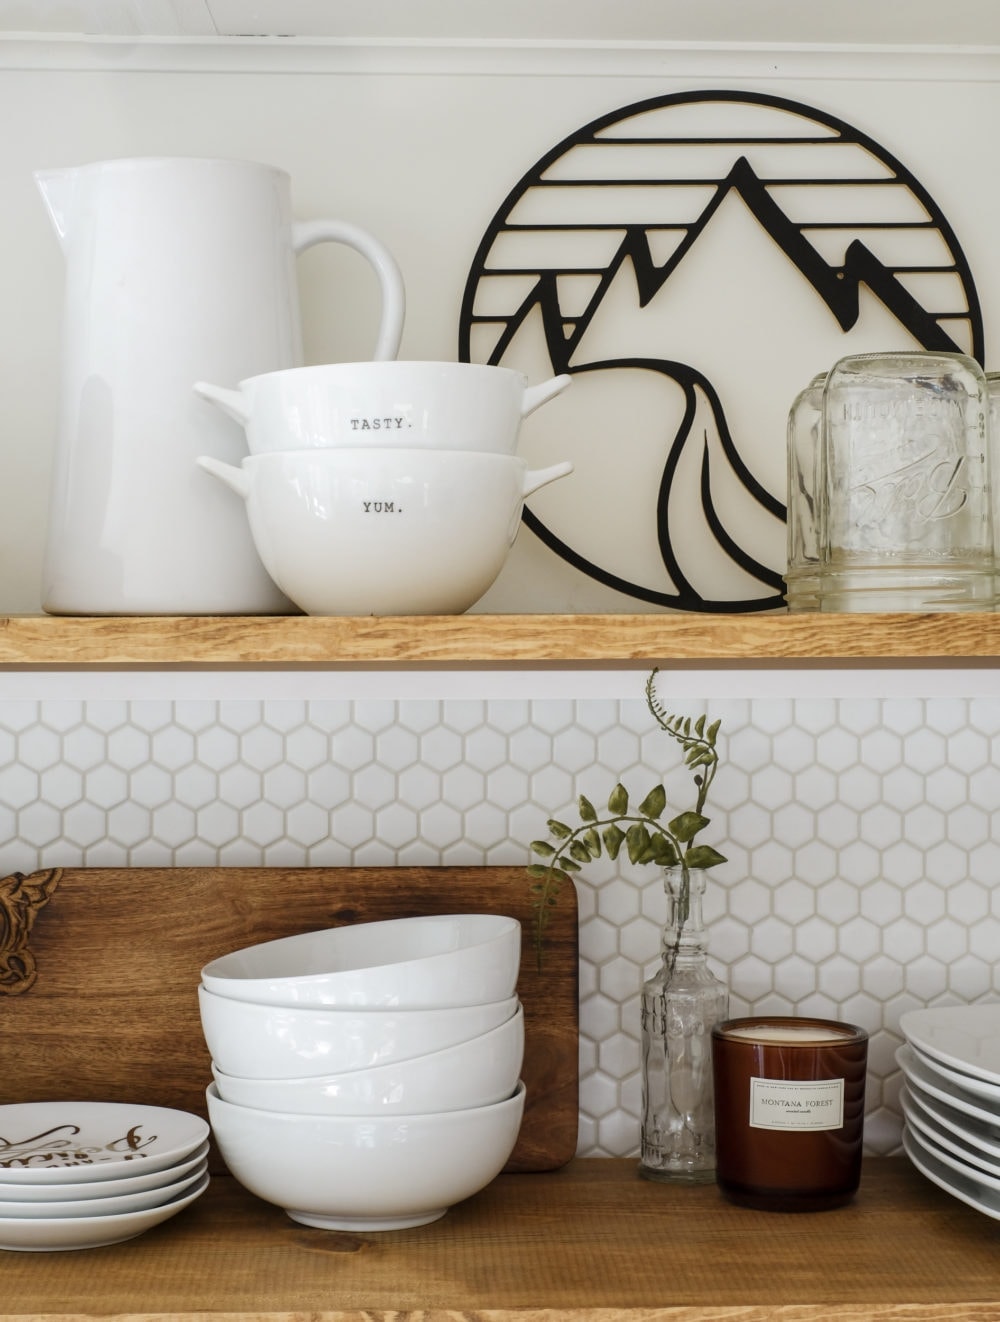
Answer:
(4, 1158, 999, 1320)
(2, 611, 1000, 665)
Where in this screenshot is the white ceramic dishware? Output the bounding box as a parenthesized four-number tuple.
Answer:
(0, 1101, 209, 1183)
(896, 1044, 1000, 1136)
(908, 1043, 1000, 1107)
(206, 1079, 525, 1230)
(0, 1171, 210, 1252)
(200, 912, 521, 1009)
(194, 360, 571, 455)
(211, 1004, 524, 1115)
(0, 1162, 207, 1220)
(195, 448, 573, 616)
(901, 1088, 1000, 1179)
(902, 1126, 1000, 1222)
(0, 1140, 210, 1202)
(197, 986, 518, 1080)
(900, 1004, 1000, 1085)
(37, 155, 405, 615)
(900, 1079, 1000, 1161)
(906, 1120, 1000, 1192)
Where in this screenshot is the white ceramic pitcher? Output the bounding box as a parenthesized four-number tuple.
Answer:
(36, 156, 406, 614)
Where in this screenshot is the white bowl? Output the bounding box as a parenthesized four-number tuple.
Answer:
(0, 1172, 209, 1252)
(211, 1005, 524, 1115)
(194, 360, 571, 455)
(195, 448, 573, 616)
(206, 1080, 525, 1230)
(200, 912, 521, 1009)
(198, 986, 519, 1079)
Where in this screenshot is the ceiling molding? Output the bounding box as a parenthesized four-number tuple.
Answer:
(2, 32, 1000, 80)
(5, 0, 1000, 45)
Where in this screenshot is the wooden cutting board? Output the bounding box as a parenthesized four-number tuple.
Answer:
(0, 866, 578, 1172)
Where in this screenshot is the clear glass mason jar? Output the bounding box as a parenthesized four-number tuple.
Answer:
(785, 372, 827, 613)
(987, 371, 1000, 566)
(818, 350, 995, 612)
(639, 867, 729, 1183)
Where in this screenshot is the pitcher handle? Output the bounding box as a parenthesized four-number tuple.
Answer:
(292, 219, 405, 362)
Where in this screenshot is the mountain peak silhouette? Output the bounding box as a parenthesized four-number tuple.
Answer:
(482, 155, 964, 373)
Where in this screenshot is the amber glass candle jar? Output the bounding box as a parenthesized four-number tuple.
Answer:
(712, 1016, 868, 1212)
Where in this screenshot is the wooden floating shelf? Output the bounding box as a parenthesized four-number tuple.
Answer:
(0, 611, 998, 666)
(6, 1159, 1000, 1320)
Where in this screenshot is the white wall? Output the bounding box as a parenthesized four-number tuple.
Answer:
(3, 20, 1000, 1164)
(3, 673, 1000, 1158)
(3, 32, 1000, 611)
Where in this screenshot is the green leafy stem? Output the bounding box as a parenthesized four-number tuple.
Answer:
(527, 673, 727, 970)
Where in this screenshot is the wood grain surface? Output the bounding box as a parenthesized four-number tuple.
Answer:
(1, 611, 998, 664)
(3, 1158, 999, 1320)
(1, 866, 578, 1172)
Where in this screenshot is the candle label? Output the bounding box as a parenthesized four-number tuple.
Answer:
(749, 1077, 845, 1130)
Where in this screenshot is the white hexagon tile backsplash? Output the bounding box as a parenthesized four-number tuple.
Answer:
(1, 691, 999, 1159)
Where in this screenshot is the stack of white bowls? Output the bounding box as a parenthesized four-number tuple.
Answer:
(898, 1005, 1000, 1220)
(198, 912, 526, 1231)
(192, 360, 574, 615)
(0, 1100, 209, 1251)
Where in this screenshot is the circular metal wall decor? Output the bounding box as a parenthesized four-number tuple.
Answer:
(459, 89, 983, 612)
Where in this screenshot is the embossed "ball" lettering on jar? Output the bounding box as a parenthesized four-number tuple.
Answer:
(817, 350, 996, 612)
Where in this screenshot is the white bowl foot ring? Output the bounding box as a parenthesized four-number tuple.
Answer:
(286, 1207, 448, 1231)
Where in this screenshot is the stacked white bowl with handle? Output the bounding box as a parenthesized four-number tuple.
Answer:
(193, 361, 574, 615)
(198, 912, 526, 1231)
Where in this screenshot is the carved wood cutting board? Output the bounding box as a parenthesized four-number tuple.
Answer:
(1, 866, 578, 1172)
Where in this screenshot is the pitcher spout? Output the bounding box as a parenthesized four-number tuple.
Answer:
(34, 167, 77, 250)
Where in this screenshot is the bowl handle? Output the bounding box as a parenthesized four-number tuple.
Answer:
(521, 460, 573, 498)
(196, 455, 251, 500)
(521, 374, 572, 418)
(194, 381, 251, 426)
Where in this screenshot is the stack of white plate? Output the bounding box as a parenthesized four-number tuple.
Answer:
(0, 1100, 210, 1251)
(898, 1005, 1000, 1220)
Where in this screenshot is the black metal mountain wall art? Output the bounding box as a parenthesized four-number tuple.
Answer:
(459, 89, 983, 613)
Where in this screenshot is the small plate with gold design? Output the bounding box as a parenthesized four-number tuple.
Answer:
(0, 1101, 208, 1184)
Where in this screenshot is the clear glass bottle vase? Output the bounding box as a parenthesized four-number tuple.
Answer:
(640, 866, 729, 1183)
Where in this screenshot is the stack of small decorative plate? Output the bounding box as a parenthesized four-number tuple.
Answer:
(0, 1101, 210, 1251)
(898, 1005, 1000, 1220)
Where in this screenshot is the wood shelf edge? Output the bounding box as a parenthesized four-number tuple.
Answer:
(4, 1160, 1000, 1321)
(0, 611, 998, 666)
